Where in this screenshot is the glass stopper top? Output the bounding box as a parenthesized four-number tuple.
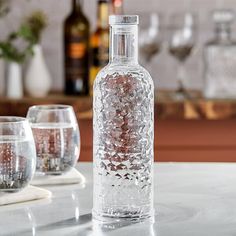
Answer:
(109, 15, 139, 25)
(213, 9, 234, 24)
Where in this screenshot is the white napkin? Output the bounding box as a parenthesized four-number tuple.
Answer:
(0, 185, 51, 206)
(31, 168, 86, 186)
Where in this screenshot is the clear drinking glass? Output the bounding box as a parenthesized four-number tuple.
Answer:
(26, 105, 80, 175)
(0, 116, 36, 192)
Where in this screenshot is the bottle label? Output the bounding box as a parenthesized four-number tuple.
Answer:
(65, 36, 89, 82)
(69, 42, 86, 59)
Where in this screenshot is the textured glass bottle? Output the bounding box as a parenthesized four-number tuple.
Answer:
(204, 10, 236, 98)
(93, 15, 154, 221)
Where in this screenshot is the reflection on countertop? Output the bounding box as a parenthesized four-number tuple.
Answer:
(2, 163, 236, 235)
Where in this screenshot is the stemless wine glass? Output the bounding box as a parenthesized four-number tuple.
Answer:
(168, 12, 197, 99)
(26, 105, 80, 175)
(0, 116, 36, 192)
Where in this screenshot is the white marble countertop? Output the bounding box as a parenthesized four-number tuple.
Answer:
(1, 162, 236, 236)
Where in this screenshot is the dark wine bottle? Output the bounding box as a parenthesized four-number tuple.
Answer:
(64, 0, 90, 95)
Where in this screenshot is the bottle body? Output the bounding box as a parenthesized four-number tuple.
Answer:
(90, 0, 110, 95)
(93, 65, 154, 220)
(204, 41, 236, 98)
(93, 15, 154, 221)
(64, 0, 90, 95)
(204, 9, 236, 98)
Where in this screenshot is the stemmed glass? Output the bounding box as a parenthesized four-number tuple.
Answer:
(168, 12, 197, 99)
(27, 105, 80, 175)
(139, 12, 162, 63)
(0, 116, 36, 192)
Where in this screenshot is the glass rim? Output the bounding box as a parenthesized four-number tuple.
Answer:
(0, 116, 27, 124)
(28, 104, 73, 111)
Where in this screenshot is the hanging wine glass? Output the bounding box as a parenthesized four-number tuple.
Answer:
(168, 12, 197, 99)
(139, 12, 162, 63)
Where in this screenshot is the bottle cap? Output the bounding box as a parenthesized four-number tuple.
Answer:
(109, 15, 139, 25)
(213, 9, 235, 24)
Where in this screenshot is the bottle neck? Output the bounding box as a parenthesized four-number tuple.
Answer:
(215, 23, 231, 42)
(97, 1, 109, 29)
(109, 24, 138, 64)
(73, 0, 82, 13)
(112, 0, 123, 15)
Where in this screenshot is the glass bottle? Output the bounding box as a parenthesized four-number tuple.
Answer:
(90, 0, 110, 95)
(93, 15, 154, 221)
(204, 10, 236, 98)
(64, 0, 90, 95)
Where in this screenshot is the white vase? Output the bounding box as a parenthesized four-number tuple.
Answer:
(25, 44, 52, 97)
(7, 62, 23, 99)
(0, 59, 5, 96)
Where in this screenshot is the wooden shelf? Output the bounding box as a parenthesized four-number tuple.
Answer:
(1, 91, 236, 120)
(0, 92, 235, 162)
(0, 94, 92, 119)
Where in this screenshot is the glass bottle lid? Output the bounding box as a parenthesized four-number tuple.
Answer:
(213, 9, 234, 24)
(109, 15, 139, 25)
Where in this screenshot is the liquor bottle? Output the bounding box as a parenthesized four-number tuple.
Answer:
(204, 10, 236, 98)
(64, 0, 90, 95)
(93, 15, 154, 221)
(112, 0, 124, 14)
(90, 0, 110, 95)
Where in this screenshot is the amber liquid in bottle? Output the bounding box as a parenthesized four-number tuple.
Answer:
(90, 0, 110, 95)
(64, 0, 90, 95)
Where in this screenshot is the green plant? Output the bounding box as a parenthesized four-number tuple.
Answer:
(0, 10, 48, 63)
(23, 10, 48, 44)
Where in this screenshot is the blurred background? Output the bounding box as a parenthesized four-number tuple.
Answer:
(0, 0, 236, 162)
(0, 0, 235, 91)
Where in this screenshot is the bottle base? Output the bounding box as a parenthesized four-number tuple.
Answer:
(92, 209, 154, 223)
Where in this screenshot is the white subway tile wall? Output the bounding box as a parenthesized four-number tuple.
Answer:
(1, 0, 236, 91)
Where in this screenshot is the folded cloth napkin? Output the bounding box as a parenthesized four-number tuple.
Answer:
(0, 185, 51, 206)
(31, 168, 86, 186)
